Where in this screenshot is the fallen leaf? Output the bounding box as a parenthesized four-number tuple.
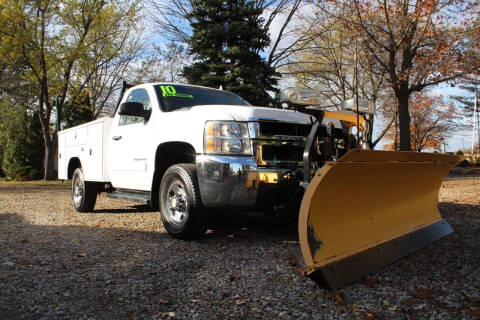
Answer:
(157, 298, 168, 305)
(158, 312, 175, 317)
(363, 277, 383, 288)
(363, 312, 377, 320)
(467, 309, 480, 316)
(334, 293, 344, 305)
(417, 288, 434, 300)
(352, 304, 359, 313)
(444, 273, 457, 280)
(234, 300, 246, 306)
(461, 291, 473, 303)
(77, 253, 87, 258)
(402, 299, 420, 306)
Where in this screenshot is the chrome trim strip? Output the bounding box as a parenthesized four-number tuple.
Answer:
(247, 117, 311, 124)
(253, 135, 307, 142)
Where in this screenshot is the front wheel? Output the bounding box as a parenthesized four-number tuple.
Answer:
(71, 168, 97, 212)
(159, 164, 206, 240)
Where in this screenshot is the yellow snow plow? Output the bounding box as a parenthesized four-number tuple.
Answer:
(278, 88, 463, 289)
(298, 150, 462, 289)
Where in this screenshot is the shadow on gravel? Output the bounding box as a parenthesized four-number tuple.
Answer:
(0, 212, 301, 319)
(439, 202, 480, 221)
(1, 201, 478, 319)
(86, 204, 299, 240)
(91, 204, 154, 214)
(206, 210, 299, 240)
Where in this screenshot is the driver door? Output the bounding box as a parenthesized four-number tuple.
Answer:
(108, 88, 153, 190)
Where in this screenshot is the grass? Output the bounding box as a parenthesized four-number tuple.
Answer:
(0, 178, 70, 187)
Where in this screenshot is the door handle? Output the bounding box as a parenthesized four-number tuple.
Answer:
(112, 135, 122, 141)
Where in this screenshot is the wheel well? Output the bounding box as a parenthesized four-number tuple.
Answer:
(67, 158, 82, 179)
(151, 142, 196, 209)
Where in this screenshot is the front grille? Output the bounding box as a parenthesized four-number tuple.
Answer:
(253, 121, 310, 166)
(262, 145, 304, 162)
(259, 121, 311, 137)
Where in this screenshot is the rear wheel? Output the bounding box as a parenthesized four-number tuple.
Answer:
(159, 164, 206, 239)
(71, 168, 97, 212)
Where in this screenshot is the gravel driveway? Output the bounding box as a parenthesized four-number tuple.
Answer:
(0, 178, 479, 319)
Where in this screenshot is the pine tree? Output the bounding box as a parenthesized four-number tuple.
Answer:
(451, 80, 479, 117)
(62, 94, 96, 129)
(183, 0, 279, 106)
(2, 108, 44, 180)
(450, 15, 479, 117)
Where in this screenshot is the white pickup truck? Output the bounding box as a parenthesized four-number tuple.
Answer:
(58, 83, 355, 239)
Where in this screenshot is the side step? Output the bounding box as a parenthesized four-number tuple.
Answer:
(106, 189, 151, 205)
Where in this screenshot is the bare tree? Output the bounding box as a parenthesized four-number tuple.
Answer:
(0, 0, 142, 179)
(127, 43, 189, 85)
(316, 0, 479, 151)
(283, 11, 394, 148)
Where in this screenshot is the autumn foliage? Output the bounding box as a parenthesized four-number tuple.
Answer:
(384, 93, 457, 152)
(316, 0, 479, 151)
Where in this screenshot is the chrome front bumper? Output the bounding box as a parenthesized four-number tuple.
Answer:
(196, 154, 301, 208)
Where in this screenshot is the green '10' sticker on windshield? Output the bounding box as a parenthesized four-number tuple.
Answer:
(159, 85, 193, 98)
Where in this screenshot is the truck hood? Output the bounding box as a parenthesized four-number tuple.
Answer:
(188, 104, 311, 123)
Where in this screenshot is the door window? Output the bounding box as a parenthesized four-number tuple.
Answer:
(119, 88, 152, 125)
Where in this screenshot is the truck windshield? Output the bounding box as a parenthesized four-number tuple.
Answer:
(154, 84, 251, 112)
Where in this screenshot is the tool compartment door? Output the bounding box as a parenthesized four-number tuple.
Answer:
(83, 121, 104, 181)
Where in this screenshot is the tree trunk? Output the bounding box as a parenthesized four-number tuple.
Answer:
(364, 115, 374, 150)
(396, 91, 412, 151)
(39, 101, 57, 181)
(394, 111, 398, 151)
(43, 137, 57, 180)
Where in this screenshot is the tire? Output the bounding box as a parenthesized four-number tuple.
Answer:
(71, 168, 97, 212)
(159, 163, 206, 240)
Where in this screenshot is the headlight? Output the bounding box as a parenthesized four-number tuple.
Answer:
(204, 121, 251, 155)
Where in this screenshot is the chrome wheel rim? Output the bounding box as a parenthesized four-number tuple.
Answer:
(73, 177, 83, 207)
(165, 181, 188, 225)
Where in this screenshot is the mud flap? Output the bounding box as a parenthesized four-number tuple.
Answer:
(298, 150, 463, 289)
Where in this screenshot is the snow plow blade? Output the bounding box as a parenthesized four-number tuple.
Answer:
(298, 150, 463, 290)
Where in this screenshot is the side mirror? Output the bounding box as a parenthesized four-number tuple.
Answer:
(118, 102, 150, 119)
